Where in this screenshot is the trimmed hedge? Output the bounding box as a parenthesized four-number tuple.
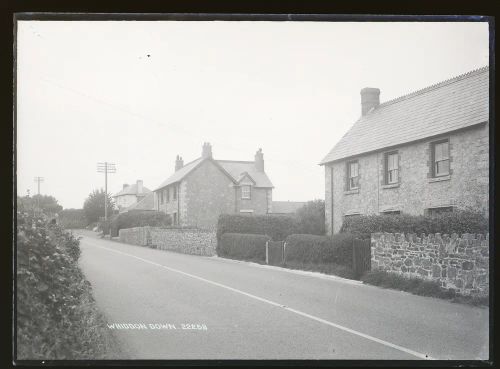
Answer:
(58, 209, 88, 229)
(217, 233, 271, 262)
(217, 214, 298, 243)
(109, 211, 171, 237)
(284, 233, 357, 267)
(340, 210, 489, 239)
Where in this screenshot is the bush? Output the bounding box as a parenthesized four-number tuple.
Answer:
(58, 209, 88, 229)
(109, 211, 172, 237)
(284, 233, 357, 268)
(217, 214, 298, 243)
(16, 210, 119, 359)
(217, 233, 271, 262)
(295, 200, 325, 235)
(341, 210, 489, 239)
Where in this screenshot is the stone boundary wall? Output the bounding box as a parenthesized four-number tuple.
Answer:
(371, 232, 489, 297)
(118, 226, 216, 256)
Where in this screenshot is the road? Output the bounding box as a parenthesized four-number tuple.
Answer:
(76, 231, 489, 360)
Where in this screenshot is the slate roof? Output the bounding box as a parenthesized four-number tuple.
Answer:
(124, 192, 155, 212)
(320, 66, 489, 165)
(271, 201, 306, 214)
(154, 158, 274, 191)
(113, 183, 152, 197)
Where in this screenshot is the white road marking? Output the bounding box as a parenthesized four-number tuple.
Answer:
(83, 239, 435, 360)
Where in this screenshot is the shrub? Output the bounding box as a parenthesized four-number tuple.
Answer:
(341, 210, 489, 239)
(58, 208, 88, 229)
(217, 233, 271, 262)
(109, 211, 172, 237)
(217, 214, 298, 243)
(285, 234, 336, 264)
(295, 200, 325, 235)
(16, 210, 119, 359)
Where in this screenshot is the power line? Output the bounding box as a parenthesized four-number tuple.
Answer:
(97, 162, 116, 221)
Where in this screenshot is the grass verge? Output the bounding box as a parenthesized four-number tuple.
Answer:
(361, 270, 488, 307)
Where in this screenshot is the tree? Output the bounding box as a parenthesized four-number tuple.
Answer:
(295, 199, 326, 235)
(83, 189, 116, 224)
(17, 194, 63, 215)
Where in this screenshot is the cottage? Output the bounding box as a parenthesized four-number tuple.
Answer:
(154, 143, 274, 229)
(113, 180, 152, 212)
(320, 67, 489, 235)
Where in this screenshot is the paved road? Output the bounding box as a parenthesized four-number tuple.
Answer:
(76, 232, 489, 360)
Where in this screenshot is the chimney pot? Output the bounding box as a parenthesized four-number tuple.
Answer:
(360, 87, 380, 116)
(255, 148, 264, 172)
(175, 155, 184, 171)
(202, 142, 213, 158)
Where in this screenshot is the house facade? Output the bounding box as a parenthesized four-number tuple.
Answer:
(320, 67, 489, 235)
(153, 143, 274, 229)
(113, 180, 152, 212)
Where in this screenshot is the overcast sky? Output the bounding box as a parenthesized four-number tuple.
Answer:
(16, 20, 489, 209)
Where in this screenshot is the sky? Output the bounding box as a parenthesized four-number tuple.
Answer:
(16, 20, 489, 209)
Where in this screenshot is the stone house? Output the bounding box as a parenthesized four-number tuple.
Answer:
(320, 67, 489, 235)
(112, 180, 152, 212)
(153, 143, 274, 229)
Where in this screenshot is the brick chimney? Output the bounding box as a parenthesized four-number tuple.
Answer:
(255, 148, 264, 172)
(175, 155, 184, 171)
(136, 180, 143, 194)
(122, 183, 129, 190)
(202, 142, 212, 159)
(360, 87, 380, 116)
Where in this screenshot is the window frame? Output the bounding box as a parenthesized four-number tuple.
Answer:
(241, 185, 251, 200)
(160, 190, 164, 205)
(347, 160, 359, 190)
(385, 151, 399, 185)
(432, 139, 450, 177)
(173, 185, 177, 201)
(426, 206, 453, 217)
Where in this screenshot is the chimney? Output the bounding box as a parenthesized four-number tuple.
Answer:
(255, 148, 264, 172)
(136, 180, 143, 194)
(175, 155, 184, 171)
(122, 183, 129, 189)
(360, 87, 380, 116)
(202, 142, 212, 158)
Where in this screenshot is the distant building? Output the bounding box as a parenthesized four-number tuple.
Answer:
(320, 67, 489, 235)
(113, 180, 152, 212)
(122, 192, 156, 213)
(271, 201, 306, 215)
(153, 143, 274, 228)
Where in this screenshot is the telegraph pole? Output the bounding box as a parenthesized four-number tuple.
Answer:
(97, 162, 116, 221)
(34, 177, 44, 210)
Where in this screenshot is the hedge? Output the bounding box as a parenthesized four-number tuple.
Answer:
(16, 210, 120, 359)
(108, 211, 171, 237)
(217, 214, 298, 243)
(340, 210, 489, 239)
(217, 233, 271, 262)
(58, 209, 88, 229)
(284, 233, 357, 267)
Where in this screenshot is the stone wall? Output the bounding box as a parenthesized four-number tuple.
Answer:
(119, 226, 216, 256)
(371, 232, 489, 297)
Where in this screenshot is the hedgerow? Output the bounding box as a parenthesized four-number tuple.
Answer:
(216, 214, 298, 243)
(104, 211, 171, 237)
(58, 208, 88, 229)
(16, 211, 120, 359)
(217, 233, 271, 262)
(340, 210, 489, 239)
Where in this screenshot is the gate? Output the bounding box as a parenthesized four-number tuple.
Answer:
(352, 238, 371, 278)
(266, 241, 285, 266)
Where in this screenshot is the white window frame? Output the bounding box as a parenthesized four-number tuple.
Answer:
(385, 152, 399, 184)
(433, 140, 450, 177)
(241, 185, 251, 199)
(347, 161, 359, 190)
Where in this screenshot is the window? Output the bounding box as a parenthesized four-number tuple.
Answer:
(432, 140, 450, 177)
(173, 185, 177, 200)
(347, 161, 359, 190)
(173, 212, 178, 225)
(385, 152, 399, 184)
(241, 185, 251, 199)
(344, 213, 361, 220)
(166, 188, 169, 202)
(426, 206, 453, 217)
(160, 190, 164, 204)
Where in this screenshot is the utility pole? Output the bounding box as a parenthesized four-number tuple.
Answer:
(97, 162, 116, 221)
(34, 177, 44, 211)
